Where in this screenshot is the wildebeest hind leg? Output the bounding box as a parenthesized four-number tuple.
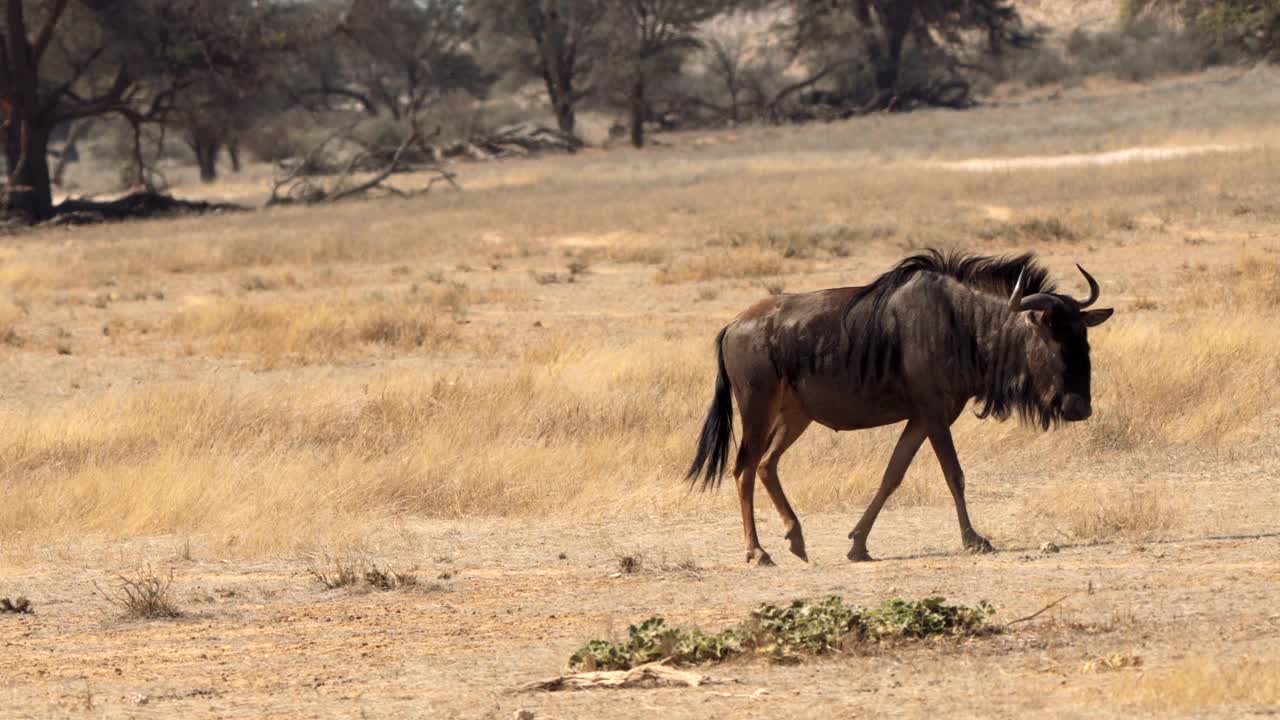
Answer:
(734, 464, 773, 566)
(847, 418, 927, 562)
(733, 394, 778, 567)
(757, 388, 811, 561)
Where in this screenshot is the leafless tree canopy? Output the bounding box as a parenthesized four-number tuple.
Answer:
(0, 0, 1064, 224)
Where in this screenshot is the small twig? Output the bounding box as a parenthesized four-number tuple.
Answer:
(1005, 594, 1071, 627)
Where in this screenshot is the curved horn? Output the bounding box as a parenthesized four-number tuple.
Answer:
(1019, 293, 1060, 313)
(1076, 264, 1100, 308)
(1008, 268, 1026, 311)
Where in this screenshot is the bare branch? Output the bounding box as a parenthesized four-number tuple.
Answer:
(32, 0, 72, 64)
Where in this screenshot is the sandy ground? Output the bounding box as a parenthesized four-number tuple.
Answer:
(4, 474, 1280, 719)
(929, 144, 1247, 172)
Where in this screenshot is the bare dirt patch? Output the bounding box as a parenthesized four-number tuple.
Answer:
(930, 144, 1247, 172)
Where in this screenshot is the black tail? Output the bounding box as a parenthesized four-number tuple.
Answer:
(686, 327, 735, 491)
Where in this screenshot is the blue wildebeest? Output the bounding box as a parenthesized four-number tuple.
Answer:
(686, 250, 1114, 565)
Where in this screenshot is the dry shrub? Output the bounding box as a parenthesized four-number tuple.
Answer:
(656, 248, 788, 284)
(170, 285, 472, 365)
(608, 244, 668, 265)
(306, 552, 363, 590)
(95, 566, 182, 619)
(1122, 657, 1280, 711)
(1029, 481, 1184, 541)
(363, 565, 419, 591)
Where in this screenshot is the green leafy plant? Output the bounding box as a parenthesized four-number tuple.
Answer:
(568, 596, 994, 671)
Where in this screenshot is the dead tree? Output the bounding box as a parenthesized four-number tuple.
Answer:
(268, 127, 459, 206)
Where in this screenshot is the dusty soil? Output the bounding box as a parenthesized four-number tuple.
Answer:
(4, 502, 1280, 719)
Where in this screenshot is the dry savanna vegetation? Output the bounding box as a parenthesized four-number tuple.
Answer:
(2, 68, 1280, 719)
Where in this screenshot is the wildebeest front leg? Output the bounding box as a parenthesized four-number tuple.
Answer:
(736, 466, 774, 566)
(926, 420, 994, 554)
(848, 418, 927, 562)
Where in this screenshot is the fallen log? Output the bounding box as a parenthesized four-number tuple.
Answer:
(518, 662, 726, 693)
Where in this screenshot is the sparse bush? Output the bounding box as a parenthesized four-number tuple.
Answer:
(309, 554, 423, 592)
(568, 596, 994, 671)
(241, 111, 328, 164)
(95, 566, 182, 619)
(994, 18, 1211, 88)
(1127, 0, 1280, 62)
(364, 565, 419, 591)
(617, 554, 643, 574)
(1, 596, 32, 614)
(306, 553, 362, 590)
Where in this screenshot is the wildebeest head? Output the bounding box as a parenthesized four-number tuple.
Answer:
(1009, 265, 1113, 423)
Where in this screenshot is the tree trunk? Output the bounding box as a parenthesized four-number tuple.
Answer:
(189, 125, 222, 183)
(864, 2, 914, 111)
(552, 93, 576, 135)
(538, 51, 577, 134)
(629, 74, 646, 149)
(5, 121, 54, 222)
(195, 141, 220, 183)
(228, 137, 241, 173)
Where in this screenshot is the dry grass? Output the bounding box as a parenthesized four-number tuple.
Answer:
(168, 284, 500, 366)
(0, 302, 24, 347)
(656, 248, 790, 284)
(0, 78, 1278, 559)
(1030, 481, 1185, 541)
(1122, 657, 1280, 711)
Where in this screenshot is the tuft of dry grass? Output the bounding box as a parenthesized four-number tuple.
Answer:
(95, 566, 182, 619)
(1029, 481, 1184, 541)
(305, 551, 421, 591)
(0, 596, 32, 614)
(0, 302, 24, 347)
(1121, 657, 1280, 711)
(363, 565, 419, 591)
(1080, 653, 1142, 673)
(305, 552, 363, 590)
(656, 248, 790, 284)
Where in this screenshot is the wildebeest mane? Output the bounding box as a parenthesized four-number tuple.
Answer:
(841, 249, 1063, 429)
(849, 248, 1056, 313)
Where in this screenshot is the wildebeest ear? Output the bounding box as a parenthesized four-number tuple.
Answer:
(1082, 308, 1114, 327)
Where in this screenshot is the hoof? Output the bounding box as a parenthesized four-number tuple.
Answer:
(964, 532, 995, 555)
(747, 549, 775, 567)
(786, 530, 808, 562)
(847, 547, 874, 563)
